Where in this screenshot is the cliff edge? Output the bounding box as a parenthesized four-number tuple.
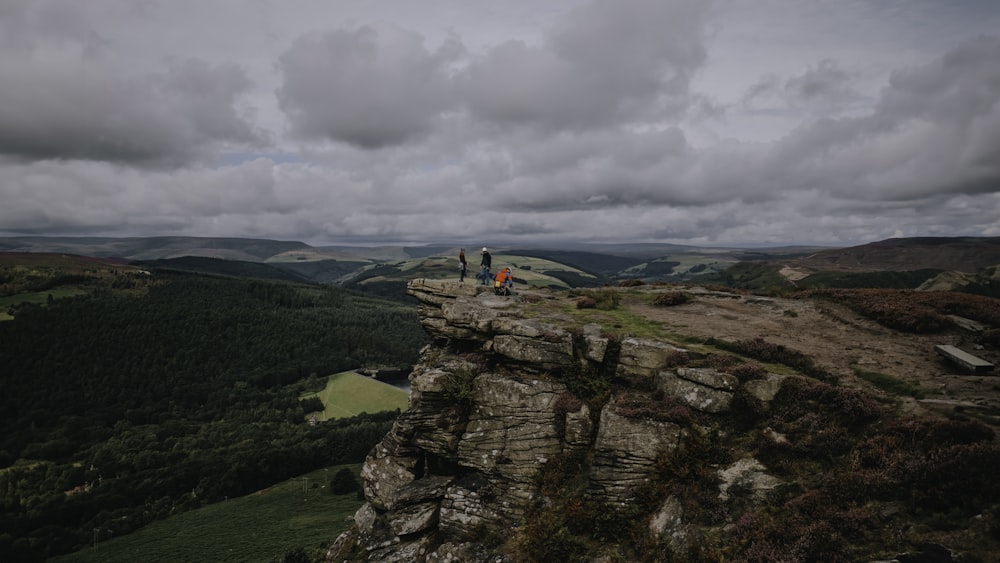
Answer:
(327, 279, 999, 562)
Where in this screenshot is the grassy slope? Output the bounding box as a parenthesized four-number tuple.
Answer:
(51, 464, 363, 563)
(303, 371, 409, 420)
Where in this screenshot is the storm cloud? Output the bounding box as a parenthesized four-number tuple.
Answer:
(1, 0, 999, 246)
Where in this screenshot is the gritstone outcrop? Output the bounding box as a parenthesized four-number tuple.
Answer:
(325, 279, 793, 562)
(327, 279, 994, 562)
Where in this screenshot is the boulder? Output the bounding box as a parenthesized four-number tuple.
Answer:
(588, 405, 682, 503)
(387, 501, 440, 537)
(743, 373, 788, 404)
(426, 541, 514, 563)
(457, 374, 565, 483)
(563, 403, 593, 448)
(580, 323, 609, 363)
(617, 337, 690, 378)
(492, 334, 574, 369)
(649, 495, 687, 550)
(408, 363, 475, 460)
(438, 476, 510, 539)
(717, 457, 783, 501)
(655, 368, 738, 413)
(362, 437, 419, 511)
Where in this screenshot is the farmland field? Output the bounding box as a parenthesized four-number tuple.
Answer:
(303, 370, 409, 420)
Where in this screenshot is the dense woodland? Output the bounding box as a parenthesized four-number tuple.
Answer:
(0, 266, 427, 561)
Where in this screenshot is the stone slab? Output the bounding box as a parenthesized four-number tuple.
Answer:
(934, 344, 994, 374)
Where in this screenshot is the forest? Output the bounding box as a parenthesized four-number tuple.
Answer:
(0, 265, 428, 561)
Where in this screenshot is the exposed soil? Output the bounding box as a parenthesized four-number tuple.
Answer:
(624, 290, 1000, 428)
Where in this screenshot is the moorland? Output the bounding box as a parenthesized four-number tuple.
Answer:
(1, 235, 999, 561)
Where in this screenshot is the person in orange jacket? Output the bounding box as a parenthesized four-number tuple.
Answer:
(493, 267, 513, 294)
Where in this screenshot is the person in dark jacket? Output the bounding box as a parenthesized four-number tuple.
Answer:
(478, 247, 492, 285)
(459, 248, 467, 282)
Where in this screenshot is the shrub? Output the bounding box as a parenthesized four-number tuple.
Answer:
(576, 296, 597, 309)
(329, 467, 360, 495)
(728, 362, 768, 382)
(618, 279, 646, 287)
(612, 392, 693, 425)
(442, 366, 476, 409)
(774, 377, 884, 428)
(979, 328, 1000, 347)
(553, 392, 584, 415)
(652, 291, 691, 306)
(580, 287, 620, 310)
(711, 337, 834, 381)
(517, 511, 590, 562)
(799, 288, 976, 333)
(281, 547, 311, 563)
(663, 349, 690, 368)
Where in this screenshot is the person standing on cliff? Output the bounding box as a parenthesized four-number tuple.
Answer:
(459, 248, 467, 283)
(479, 247, 492, 285)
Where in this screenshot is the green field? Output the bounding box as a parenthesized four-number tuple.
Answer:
(304, 371, 409, 420)
(52, 464, 364, 563)
(0, 288, 87, 320)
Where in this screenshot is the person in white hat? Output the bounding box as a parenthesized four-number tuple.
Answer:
(478, 247, 492, 285)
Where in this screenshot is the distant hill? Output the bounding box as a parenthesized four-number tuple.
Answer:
(705, 237, 1000, 294)
(0, 236, 310, 261)
(506, 249, 644, 278)
(6, 235, 999, 293)
(790, 236, 1000, 273)
(134, 256, 312, 283)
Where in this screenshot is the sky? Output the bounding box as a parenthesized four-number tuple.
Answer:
(1, 0, 999, 247)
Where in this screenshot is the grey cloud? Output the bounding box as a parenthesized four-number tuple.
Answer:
(879, 36, 1000, 128)
(438, 126, 701, 215)
(0, 1, 264, 167)
(763, 36, 1000, 202)
(742, 75, 780, 104)
(460, 0, 711, 130)
(0, 54, 264, 166)
(0, 1, 108, 54)
(785, 59, 859, 105)
(276, 25, 460, 149)
(741, 61, 861, 114)
(3, 1, 1000, 248)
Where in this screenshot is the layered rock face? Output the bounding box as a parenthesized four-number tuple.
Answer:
(328, 280, 787, 562)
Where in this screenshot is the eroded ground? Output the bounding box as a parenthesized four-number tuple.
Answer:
(622, 290, 1000, 426)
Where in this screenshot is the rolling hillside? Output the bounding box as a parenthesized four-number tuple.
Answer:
(5, 235, 1000, 294)
(789, 236, 1000, 274)
(727, 237, 1000, 294)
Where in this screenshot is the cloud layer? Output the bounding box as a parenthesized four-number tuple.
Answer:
(1, 0, 999, 246)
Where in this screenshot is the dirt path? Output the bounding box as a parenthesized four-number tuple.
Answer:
(625, 291, 1000, 424)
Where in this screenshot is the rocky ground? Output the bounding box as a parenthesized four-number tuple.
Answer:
(621, 288, 1000, 428)
(336, 279, 1000, 562)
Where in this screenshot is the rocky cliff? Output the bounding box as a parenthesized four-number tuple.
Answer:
(327, 280, 999, 562)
